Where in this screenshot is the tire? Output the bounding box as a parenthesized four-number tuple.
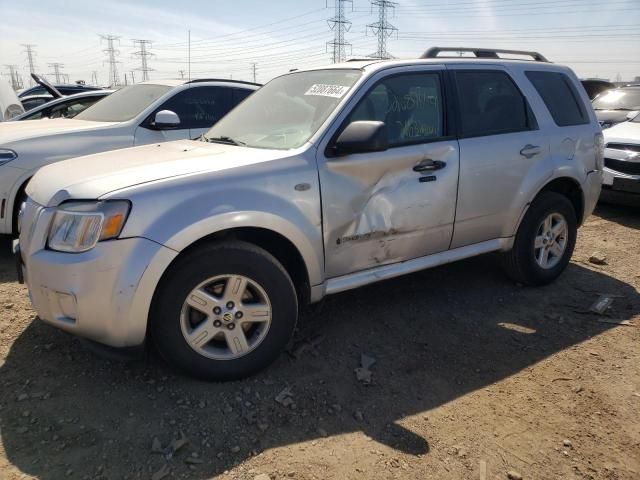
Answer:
(501, 191, 577, 286)
(151, 241, 298, 381)
(12, 189, 28, 237)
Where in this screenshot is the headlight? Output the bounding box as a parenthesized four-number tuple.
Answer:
(0, 148, 18, 166)
(47, 201, 130, 253)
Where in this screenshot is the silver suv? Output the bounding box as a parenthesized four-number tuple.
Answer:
(16, 48, 603, 380)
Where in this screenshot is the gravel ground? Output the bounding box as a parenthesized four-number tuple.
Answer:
(0, 204, 638, 480)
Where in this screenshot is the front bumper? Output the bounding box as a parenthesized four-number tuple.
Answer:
(602, 167, 640, 195)
(21, 236, 170, 347)
(17, 199, 178, 347)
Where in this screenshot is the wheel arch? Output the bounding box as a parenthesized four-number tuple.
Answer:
(8, 173, 33, 235)
(536, 177, 585, 225)
(165, 227, 312, 307)
(514, 176, 585, 237)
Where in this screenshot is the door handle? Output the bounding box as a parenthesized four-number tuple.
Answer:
(520, 144, 541, 159)
(413, 159, 446, 172)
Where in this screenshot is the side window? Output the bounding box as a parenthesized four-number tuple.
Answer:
(347, 72, 444, 147)
(151, 87, 233, 129)
(49, 99, 99, 119)
(526, 71, 589, 127)
(26, 108, 47, 120)
(455, 70, 532, 137)
(232, 88, 253, 106)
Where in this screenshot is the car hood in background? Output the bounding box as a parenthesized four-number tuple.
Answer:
(0, 118, 116, 144)
(27, 140, 291, 207)
(603, 120, 640, 145)
(595, 110, 635, 128)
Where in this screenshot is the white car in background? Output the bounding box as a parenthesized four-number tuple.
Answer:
(12, 89, 114, 121)
(601, 112, 640, 204)
(0, 78, 259, 235)
(0, 80, 24, 121)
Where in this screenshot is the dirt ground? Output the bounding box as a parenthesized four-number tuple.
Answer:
(0, 204, 638, 480)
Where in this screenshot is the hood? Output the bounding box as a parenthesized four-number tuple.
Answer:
(27, 140, 291, 207)
(603, 120, 640, 145)
(595, 110, 633, 128)
(31, 73, 63, 99)
(0, 118, 115, 144)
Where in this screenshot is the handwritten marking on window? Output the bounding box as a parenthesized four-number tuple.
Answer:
(387, 92, 438, 114)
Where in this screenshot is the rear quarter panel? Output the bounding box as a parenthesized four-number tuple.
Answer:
(501, 63, 601, 235)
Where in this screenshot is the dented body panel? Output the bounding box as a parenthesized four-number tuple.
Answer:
(318, 140, 459, 277)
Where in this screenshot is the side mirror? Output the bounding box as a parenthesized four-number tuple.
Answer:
(332, 121, 388, 156)
(153, 110, 180, 129)
(626, 110, 639, 121)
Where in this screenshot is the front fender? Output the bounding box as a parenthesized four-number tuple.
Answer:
(162, 209, 324, 288)
(119, 178, 324, 288)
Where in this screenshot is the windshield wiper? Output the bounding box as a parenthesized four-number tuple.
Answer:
(204, 135, 246, 146)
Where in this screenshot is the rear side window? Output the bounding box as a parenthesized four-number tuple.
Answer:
(454, 70, 534, 137)
(526, 71, 589, 126)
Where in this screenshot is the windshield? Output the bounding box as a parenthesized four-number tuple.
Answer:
(75, 84, 171, 122)
(204, 69, 362, 149)
(592, 89, 640, 111)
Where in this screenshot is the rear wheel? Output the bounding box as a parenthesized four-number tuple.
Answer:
(151, 241, 298, 381)
(502, 192, 577, 285)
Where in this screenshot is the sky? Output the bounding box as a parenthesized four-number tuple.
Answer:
(1, 0, 639, 88)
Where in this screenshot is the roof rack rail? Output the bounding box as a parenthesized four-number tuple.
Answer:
(420, 47, 549, 63)
(185, 78, 262, 87)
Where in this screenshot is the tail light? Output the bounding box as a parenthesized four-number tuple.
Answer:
(595, 132, 604, 171)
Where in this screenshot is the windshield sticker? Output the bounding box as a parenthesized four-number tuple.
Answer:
(304, 84, 350, 98)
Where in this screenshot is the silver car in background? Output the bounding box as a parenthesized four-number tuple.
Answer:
(16, 48, 603, 381)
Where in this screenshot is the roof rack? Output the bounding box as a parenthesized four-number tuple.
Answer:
(420, 47, 549, 63)
(185, 78, 262, 87)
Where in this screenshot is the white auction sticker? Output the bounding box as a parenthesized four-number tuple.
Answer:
(304, 84, 350, 98)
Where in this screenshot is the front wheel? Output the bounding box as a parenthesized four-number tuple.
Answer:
(151, 241, 298, 381)
(501, 192, 577, 286)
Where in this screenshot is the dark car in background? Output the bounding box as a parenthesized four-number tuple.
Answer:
(18, 82, 102, 98)
(581, 79, 615, 100)
(592, 86, 640, 129)
(18, 74, 104, 112)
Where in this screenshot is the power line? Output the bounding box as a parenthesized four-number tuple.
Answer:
(327, 0, 353, 63)
(48, 63, 64, 83)
(100, 34, 122, 87)
(156, 7, 326, 47)
(132, 39, 154, 81)
(4, 65, 22, 90)
(367, 0, 397, 59)
(21, 44, 37, 86)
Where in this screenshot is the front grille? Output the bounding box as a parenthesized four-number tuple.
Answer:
(606, 143, 640, 153)
(604, 157, 640, 175)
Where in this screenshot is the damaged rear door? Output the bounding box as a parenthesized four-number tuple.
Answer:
(317, 66, 460, 278)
